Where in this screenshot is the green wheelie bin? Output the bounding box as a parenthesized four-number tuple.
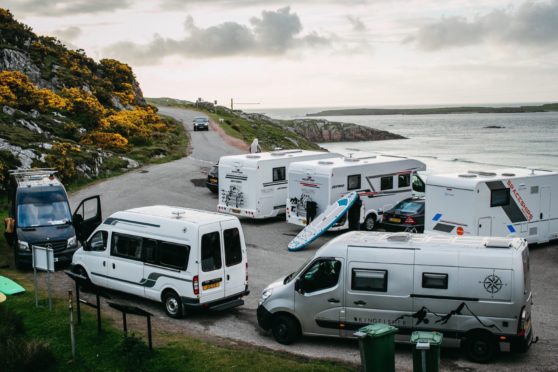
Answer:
(354, 323, 398, 372)
(410, 331, 443, 372)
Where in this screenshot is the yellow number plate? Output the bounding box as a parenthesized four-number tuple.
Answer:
(231, 208, 241, 214)
(203, 282, 221, 290)
(209, 177, 217, 183)
(389, 217, 401, 223)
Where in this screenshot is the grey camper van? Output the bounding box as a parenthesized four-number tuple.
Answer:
(4, 169, 102, 268)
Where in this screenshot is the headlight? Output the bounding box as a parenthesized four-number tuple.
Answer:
(259, 289, 273, 305)
(67, 235, 77, 248)
(18, 240, 30, 251)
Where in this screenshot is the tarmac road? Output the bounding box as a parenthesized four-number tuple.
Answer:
(67, 106, 558, 371)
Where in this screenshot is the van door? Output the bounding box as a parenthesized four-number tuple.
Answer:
(73, 196, 102, 244)
(199, 223, 225, 303)
(478, 217, 492, 236)
(106, 232, 145, 296)
(220, 220, 246, 297)
(81, 230, 110, 287)
(294, 257, 344, 336)
(539, 186, 550, 242)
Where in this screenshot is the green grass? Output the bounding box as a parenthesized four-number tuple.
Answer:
(0, 273, 352, 371)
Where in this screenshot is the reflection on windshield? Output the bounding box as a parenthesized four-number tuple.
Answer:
(285, 255, 314, 284)
(17, 189, 71, 228)
(395, 201, 423, 214)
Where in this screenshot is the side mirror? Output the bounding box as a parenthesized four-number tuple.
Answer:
(294, 278, 304, 294)
(82, 240, 91, 251)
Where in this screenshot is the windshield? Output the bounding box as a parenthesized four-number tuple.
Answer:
(17, 188, 72, 228)
(284, 255, 314, 284)
(194, 117, 208, 123)
(393, 199, 423, 214)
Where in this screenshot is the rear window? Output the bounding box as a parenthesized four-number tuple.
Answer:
(224, 228, 243, 267)
(201, 231, 222, 272)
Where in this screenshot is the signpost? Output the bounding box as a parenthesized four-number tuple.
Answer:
(32, 245, 55, 310)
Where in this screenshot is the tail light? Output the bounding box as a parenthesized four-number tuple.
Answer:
(518, 307, 527, 337)
(405, 216, 416, 225)
(193, 275, 199, 296)
(245, 261, 248, 284)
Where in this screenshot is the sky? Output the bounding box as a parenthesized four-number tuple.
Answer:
(5, 0, 558, 108)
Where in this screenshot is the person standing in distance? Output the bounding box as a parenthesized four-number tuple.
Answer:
(250, 138, 261, 153)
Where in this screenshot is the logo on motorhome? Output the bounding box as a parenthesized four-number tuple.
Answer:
(507, 180, 533, 221)
(482, 274, 503, 294)
(300, 176, 319, 188)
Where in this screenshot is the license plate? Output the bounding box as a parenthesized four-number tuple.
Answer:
(209, 177, 217, 183)
(231, 208, 240, 214)
(203, 282, 221, 290)
(389, 217, 401, 223)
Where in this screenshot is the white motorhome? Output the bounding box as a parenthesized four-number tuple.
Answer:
(425, 168, 558, 244)
(286, 155, 426, 230)
(217, 150, 338, 219)
(257, 232, 534, 363)
(72, 206, 249, 318)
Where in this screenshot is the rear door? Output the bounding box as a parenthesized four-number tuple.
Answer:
(539, 186, 551, 242)
(199, 223, 225, 302)
(221, 220, 246, 297)
(73, 196, 102, 244)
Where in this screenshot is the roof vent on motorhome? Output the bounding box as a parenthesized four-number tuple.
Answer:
(501, 173, 516, 177)
(271, 149, 302, 156)
(484, 238, 512, 248)
(459, 174, 477, 178)
(172, 210, 185, 219)
(468, 171, 496, 177)
(318, 160, 334, 165)
(344, 157, 360, 162)
(387, 232, 412, 242)
(246, 154, 260, 159)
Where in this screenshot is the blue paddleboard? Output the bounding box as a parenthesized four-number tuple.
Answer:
(288, 191, 358, 251)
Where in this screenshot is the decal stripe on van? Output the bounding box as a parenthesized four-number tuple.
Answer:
(486, 181, 528, 223)
(104, 218, 160, 228)
(91, 271, 192, 287)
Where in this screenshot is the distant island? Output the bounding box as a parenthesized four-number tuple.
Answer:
(307, 103, 558, 116)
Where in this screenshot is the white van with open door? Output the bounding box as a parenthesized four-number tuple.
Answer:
(71, 205, 249, 318)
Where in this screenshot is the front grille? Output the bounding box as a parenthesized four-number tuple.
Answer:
(32, 240, 67, 252)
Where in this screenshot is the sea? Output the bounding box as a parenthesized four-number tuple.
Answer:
(248, 107, 558, 175)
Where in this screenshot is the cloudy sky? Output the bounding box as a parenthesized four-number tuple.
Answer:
(5, 0, 558, 108)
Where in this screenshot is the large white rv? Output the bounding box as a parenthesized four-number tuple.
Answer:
(257, 232, 534, 363)
(286, 155, 426, 230)
(425, 168, 558, 244)
(217, 150, 338, 219)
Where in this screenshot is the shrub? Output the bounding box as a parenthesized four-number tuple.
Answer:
(115, 334, 151, 372)
(81, 131, 128, 151)
(45, 142, 81, 182)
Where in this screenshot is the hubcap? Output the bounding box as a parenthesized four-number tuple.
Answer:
(167, 297, 178, 314)
(473, 340, 488, 355)
(366, 218, 374, 230)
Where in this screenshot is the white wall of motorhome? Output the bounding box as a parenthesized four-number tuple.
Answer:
(425, 169, 558, 244)
(217, 150, 339, 219)
(286, 155, 426, 230)
(72, 206, 249, 318)
(257, 232, 533, 362)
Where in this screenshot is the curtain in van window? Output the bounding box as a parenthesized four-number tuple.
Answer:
(201, 232, 222, 272)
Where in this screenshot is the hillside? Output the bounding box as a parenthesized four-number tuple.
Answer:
(307, 103, 558, 116)
(0, 9, 187, 189)
(148, 98, 403, 150)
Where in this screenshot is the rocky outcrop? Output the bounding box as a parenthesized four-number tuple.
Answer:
(0, 49, 53, 89)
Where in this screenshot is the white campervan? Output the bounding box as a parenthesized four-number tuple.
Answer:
(257, 232, 534, 363)
(72, 206, 249, 318)
(217, 150, 338, 219)
(286, 155, 426, 230)
(425, 168, 558, 243)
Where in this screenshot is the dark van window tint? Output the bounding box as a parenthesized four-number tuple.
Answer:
(302, 259, 341, 293)
(352, 269, 388, 292)
(89, 230, 108, 251)
(112, 233, 142, 260)
(143, 238, 158, 263)
(422, 272, 448, 289)
(412, 174, 425, 193)
(201, 231, 222, 272)
(158, 241, 189, 270)
(273, 167, 286, 182)
(491, 188, 510, 207)
(347, 174, 361, 190)
(381, 176, 393, 191)
(224, 228, 242, 267)
(398, 174, 410, 188)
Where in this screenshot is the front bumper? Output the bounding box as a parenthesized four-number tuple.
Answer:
(181, 289, 250, 312)
(257, 305, 273, 331)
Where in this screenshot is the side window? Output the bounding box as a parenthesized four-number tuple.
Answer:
(347, 174, 361, 191)
(158, 241, 190, 270)
(301, 259, 341, 293)
(398, 174, 410, 188)
(143, 238, 158, 264)
(491, 188, 510, 207)
(111, 233, 142, 260)
(273, 167, 286, 182)
(201, 231, 222, 272)
(422, 272, 448, 289)
(224, 228, 243, 267)
(381, 176, 393, 191)
(412, 174, 425, 193)
(352, 269, 388, 292)
(89, 230, 108, 251)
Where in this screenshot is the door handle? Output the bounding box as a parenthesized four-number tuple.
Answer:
(541, 213, 543, 219)
(103, 261, 106, 267)
(112, 263, 115, 269)
(354, 300, 367, 306)
(327, 298, 340, 303)
(227, 274, 230, 280)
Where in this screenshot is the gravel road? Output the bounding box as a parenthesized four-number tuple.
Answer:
(64, 106, 558, 371)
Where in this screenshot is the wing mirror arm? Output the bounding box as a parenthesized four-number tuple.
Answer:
(294, 278, 305, 294)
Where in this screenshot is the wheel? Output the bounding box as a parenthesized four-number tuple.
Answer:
(463, 331, 497, 363)
(272, 314, 300, 345)
(163, 291, 183, 319)
(363, 214, 376, 231)
(73, 265, 93, 291)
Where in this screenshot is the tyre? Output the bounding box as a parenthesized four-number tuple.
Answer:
(363, 214, 376, 231)
(272, 314, 300, 345)
(463, 331, 497, 363)
(163, 290, 183, 319)
(73, 265, 93, 291)
(193, 127, 197, 131)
